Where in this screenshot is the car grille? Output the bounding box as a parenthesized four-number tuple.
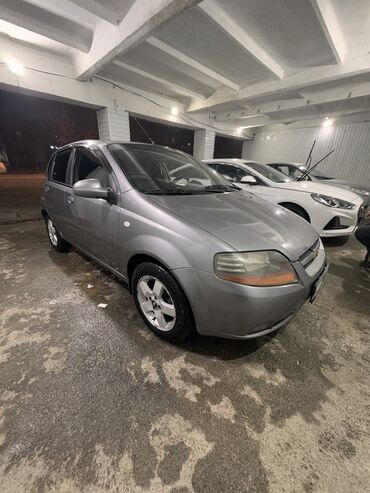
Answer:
(358, 206, 365, 223)
(299, 240, 320, 269)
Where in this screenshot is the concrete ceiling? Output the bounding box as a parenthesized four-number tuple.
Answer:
(1, 0, 370, 134)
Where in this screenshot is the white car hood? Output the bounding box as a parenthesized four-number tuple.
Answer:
(276, 180, 362, 204)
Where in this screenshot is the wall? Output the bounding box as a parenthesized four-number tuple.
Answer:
(242, 122, 370, 185)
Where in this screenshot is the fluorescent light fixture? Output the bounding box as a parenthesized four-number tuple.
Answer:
(240, 113, 265, 120)
(6, 59, 25, 76)
(171, 107, 179, 116)
(322, 118, 333, 127)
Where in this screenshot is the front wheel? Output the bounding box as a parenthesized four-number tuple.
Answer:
(45, 216, 71, 252)
(132, 262, 195, 342)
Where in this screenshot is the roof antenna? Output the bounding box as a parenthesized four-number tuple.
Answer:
(132, 115, 154, 144)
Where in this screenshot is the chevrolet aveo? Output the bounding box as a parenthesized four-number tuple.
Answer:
(41, 141, 327, 342)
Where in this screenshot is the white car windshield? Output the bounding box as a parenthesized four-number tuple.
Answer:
(245, 162, 292, 183)
(293, 167, 333, 181)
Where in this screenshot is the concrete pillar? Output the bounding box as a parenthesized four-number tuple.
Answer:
(193, 129, 215, 160)
(242, 140, 253, 159)
(97, 107, 130, 141)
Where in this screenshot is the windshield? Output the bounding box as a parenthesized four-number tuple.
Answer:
(108, 144, 238, 194)
(244, 161, 292, 183)
(293, 167, 333, 181)
(311, 170, 333, 180)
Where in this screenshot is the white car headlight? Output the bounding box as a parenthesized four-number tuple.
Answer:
(214, 251, 298, 286)
(311, 193, 355, 209)
(348, 187, 370, 196)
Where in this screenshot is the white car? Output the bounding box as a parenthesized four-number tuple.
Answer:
(267, 161, 370, 209)
(204, 159, 364, 237)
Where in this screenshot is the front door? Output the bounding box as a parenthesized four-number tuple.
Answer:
(64, 146, 120, 270)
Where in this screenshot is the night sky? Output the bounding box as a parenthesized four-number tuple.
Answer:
(0, 89, 242, 172)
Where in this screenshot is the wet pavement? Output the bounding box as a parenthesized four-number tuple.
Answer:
(0, 174, 43, 224)
(0, 176, 369, 492)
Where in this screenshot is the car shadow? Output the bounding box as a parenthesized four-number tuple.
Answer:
(172, 329, 281, 361)
(322, 236, 349, 248)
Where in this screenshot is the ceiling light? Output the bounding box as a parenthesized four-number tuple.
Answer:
(236, 127, 243, 135)
(322, 118, 333, 127)
(171, 107, 179, 116)
(240, 113, 265, 119)
(6, 59, 25, 76)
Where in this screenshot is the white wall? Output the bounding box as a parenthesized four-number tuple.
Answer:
(242, 122, 370, 185)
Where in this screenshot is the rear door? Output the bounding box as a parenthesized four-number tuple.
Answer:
(44, 148, 73, 235)
(64, 146, 120, 269)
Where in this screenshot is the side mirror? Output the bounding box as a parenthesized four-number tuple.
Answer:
(241, 175, 257, 184)
(73, 179, 110, 199)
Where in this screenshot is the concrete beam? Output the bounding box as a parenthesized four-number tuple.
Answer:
(188, 56, 370, 113)
(69, 0, 135, 25)
(74, 0, 201, 80)
(198, 0, 284, 80)
(113, 60, 206, 100)
(310, 0, 346, 64)
(213, 80, 370, 124)
(146, 36, 239, 91)
(0, 0, 93, 52)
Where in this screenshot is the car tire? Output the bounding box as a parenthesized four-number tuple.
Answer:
(132, 262, 195, 342)
(281, 203, 310, 222)
(45, 216, 71, 252)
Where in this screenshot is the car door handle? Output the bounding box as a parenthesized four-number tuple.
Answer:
(67, 197, 75, 205)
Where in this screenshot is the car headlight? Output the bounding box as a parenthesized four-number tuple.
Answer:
(214, 251, 298, 286)
(348, 187, 370, 196)
(311, 193, 355, 209)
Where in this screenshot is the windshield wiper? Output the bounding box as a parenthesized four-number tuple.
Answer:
(146, 188, 194, 195)
(201, 184, 240, 192)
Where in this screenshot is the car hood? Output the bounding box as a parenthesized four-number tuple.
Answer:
(149, 191, 318, 260)
(325, 178, 370, 192)
(276, 180, 362, 202)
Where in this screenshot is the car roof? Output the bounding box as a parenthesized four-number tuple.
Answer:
(204, 158, 262, 165)
(54, 140, 182, 153)
(269, 161, 305, 167)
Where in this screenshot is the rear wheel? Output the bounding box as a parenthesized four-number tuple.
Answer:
(45, 216, 71, 252)
(280, 203, 310, 222)
(132, 262, 195, 342)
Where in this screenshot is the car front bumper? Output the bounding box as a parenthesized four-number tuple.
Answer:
(313, 197, 364, 237)
(173, 246, 327, 339)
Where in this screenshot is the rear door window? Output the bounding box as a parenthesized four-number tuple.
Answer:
(50, 150, 72, 184)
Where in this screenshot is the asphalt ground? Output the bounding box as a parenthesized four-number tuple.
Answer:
(0, 174, 369, 492)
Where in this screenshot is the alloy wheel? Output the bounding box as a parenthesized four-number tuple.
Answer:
(137, 275, 176, 331)
(47, 218, 58, 247)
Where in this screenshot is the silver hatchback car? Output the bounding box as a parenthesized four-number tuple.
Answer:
(41, 141, 327, 341)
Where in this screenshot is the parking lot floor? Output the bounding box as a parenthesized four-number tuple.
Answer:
(0, 176, 369, 492)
